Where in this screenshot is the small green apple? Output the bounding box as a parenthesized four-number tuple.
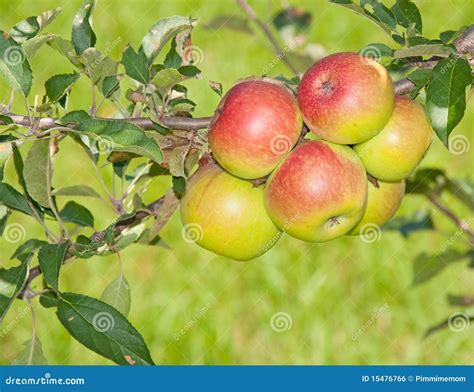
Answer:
(349, 179, 405, 235)
(354, 96, 433, 181)
(180, 162, 281, 261)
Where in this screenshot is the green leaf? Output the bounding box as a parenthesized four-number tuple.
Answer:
(0, 261, 29, 323)
(439, 26, 467, 44)
(413, 250, 473, 286)
(72, 0, 96, 55)
(10, 7, 62, 43)
(11, 239, 47, 263)
(59, 201, 94, 227)
(22, 33, 56, 59)
(101, 275, 131, 317)
(426, 56, 472, 146)
(365, 1, 397, 29)
(113, 224, 147, 251)
(38, 242, 69, 291)
(0, 136, 14, 181)
(47, 36, 82, 67)
(39, 291, 58, 308)
(0, 31, 33, 96)
(80, 48, 118, 86)
(23, 139, 52, 208)
(394, 44, 453, 59)
(45, 73, 81, 102)
(164, 38, 182, 68)
(152, 66, 200, 96)
(0, 183, 35, 216)
(406, 68, 432, 98)
(13, 338, 48, 365)
(168, 146, 187, 177)
(168, 98, 196, 113)
(172, 175, 186, 196)
(56, 292, 154, 365)
(121, 46, 149, 84)
(75, 119, 163, 163)
(391, 0, 422, 34)
(0, 205, 10, 235)
(53, 185, 101, 199)
(141, 16, 196, 65)
(102, 75, 121, 98)
(384, 210, 434, 237)
(58, 110, 91, 125)
(329, 1, 393, 36)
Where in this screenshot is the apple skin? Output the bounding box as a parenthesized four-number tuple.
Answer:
(349, 179, 405, 235)
(353, 96, 433, 182)
(180, 162, 281, 261)
(297, 52, 394, 144)
(209, 79, 302, 180)
(264, 140, 368, 242)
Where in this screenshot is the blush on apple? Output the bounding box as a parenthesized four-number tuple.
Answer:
(264, 140, 368, 242)
(209, 79, 302, 180)
(297, 52, 395, 145)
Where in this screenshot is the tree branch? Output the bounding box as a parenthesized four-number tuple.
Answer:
(235, 0, 300, 75)
(425, 193, 474, 246)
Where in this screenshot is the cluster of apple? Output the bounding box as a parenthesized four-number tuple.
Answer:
(180, 52, 433, 261)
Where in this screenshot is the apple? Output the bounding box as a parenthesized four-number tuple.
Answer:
(209, 79, 302, 180)
(180, 162, 281, 261)
(349, 179, 405, 235)
(297, 52, 395, 144)
(353, 96, 433, 182)
(264, 140, 368, 242)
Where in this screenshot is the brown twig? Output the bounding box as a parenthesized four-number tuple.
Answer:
(235, 0, 300, 75)
(425, 192, 474, 246)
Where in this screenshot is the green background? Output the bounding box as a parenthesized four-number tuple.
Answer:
(0, 0, 473, 365)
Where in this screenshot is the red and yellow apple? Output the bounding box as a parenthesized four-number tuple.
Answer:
(349, 179, 405, 235)
(209, 79, 302, 180)
(180, 162, 281, 261)
(354, 96, 433, 182)
(297, 52, 394, 144)
(264, 140, 368, 242)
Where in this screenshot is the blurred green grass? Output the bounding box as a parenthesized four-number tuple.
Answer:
(0, 0, 473, 365)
